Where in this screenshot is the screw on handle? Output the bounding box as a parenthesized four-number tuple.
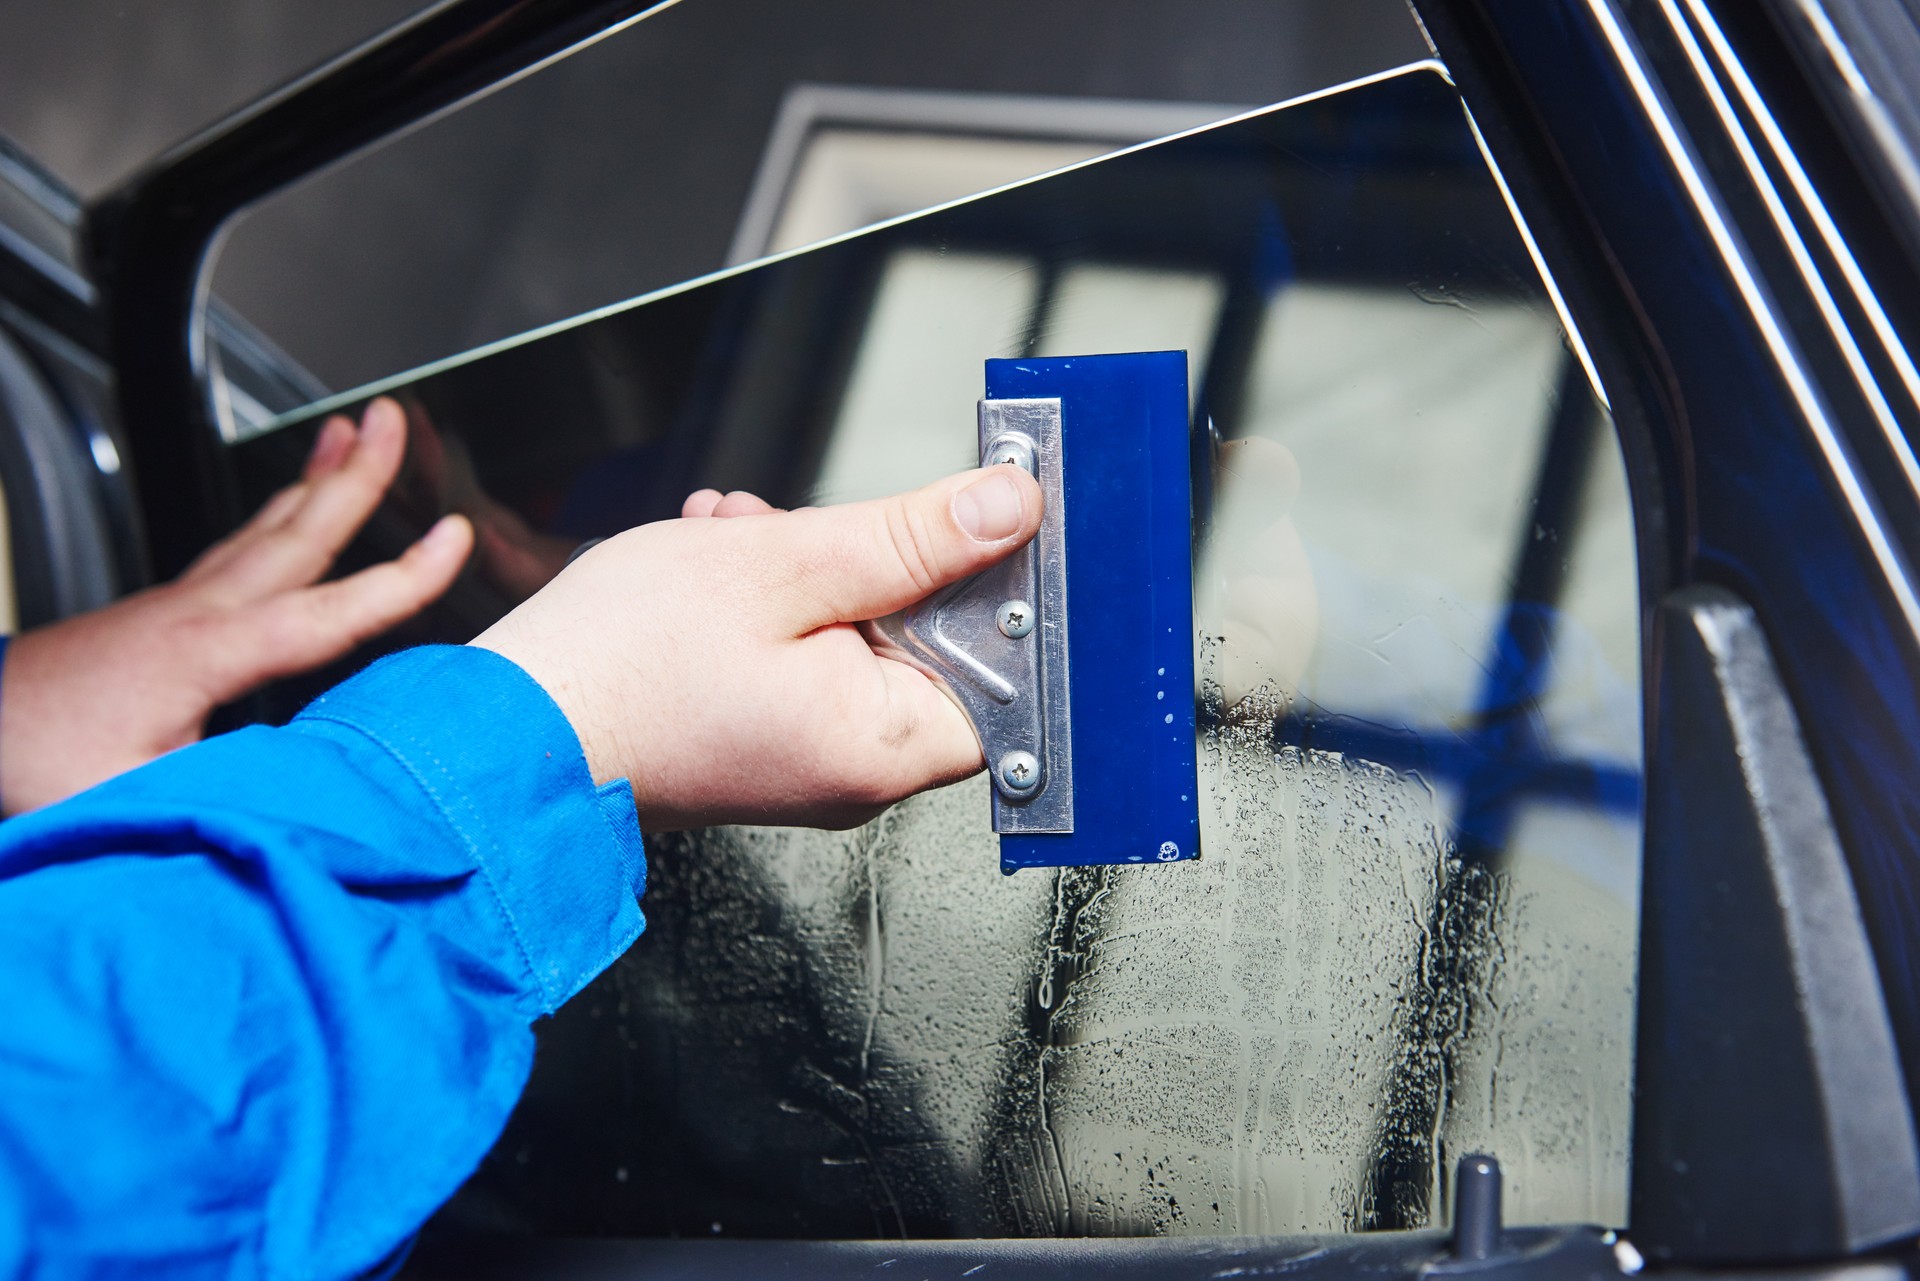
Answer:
(1451, 1153, 1503, 1261)
(997, 599, 1035, 639)
(996, 749, 1042, 796)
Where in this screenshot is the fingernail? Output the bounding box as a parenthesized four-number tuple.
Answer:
(423, 514, 467, 551)
(952, 471, 1025, 542)
(363, 398, 402, 438)
(310, 416, 346, 452)
(304, 416, 349, 472)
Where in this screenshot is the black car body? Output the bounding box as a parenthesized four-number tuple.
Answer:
(3, 1, 1920, 1278)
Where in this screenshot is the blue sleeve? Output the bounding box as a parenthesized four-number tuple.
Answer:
(0, 644, 646, 1280)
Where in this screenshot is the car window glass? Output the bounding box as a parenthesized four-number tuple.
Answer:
(597, 269, 1638, 1238)
(202, 0, 1428, 397)
(229, 65, 1643, 1240)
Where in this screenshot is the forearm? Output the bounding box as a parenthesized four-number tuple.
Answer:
(0, 645, 644, 1279)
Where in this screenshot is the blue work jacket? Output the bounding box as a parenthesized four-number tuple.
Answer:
(0, 644, 647, 1279)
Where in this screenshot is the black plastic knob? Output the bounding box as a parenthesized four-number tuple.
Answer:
(1452, 1153, 1503, 1261)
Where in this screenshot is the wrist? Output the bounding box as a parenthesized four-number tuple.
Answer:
(466, 634, 611, 779)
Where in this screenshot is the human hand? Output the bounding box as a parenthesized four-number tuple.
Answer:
(472, 465, 1043, 830)
(0, 398, 474, 813)
(679, 488, 783, 519)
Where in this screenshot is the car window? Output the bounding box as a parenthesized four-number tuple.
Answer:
(199, 0, 1428, 398)
(567, 275, 1634, 1237)
(232, 64, 1643, 1239)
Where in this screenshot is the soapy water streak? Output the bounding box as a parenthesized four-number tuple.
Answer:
(458, 644, 1628, 1237)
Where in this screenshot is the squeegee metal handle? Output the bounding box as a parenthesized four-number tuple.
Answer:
(861, 398, 1074, 835)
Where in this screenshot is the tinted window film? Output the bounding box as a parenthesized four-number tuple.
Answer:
(235, 66, 1642, 1239)
(201, 0, 1426, 395)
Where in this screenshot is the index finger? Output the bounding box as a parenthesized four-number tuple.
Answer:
(214, 397, 410, 599)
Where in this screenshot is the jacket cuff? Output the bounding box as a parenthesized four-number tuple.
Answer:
(292, 644, 645, 1016)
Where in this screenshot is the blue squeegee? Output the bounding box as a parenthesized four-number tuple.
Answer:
(871, 351, 1200, 872)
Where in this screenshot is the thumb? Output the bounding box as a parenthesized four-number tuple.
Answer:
(780, 465, 1043, 629)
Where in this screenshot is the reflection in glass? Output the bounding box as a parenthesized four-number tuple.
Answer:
(236, 65, 1642, 1240)
(815, 249, 1038, 505)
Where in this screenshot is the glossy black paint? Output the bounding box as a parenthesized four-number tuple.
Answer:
(1421, 0, 1920, 1257)
(1760, 0, 1920, 272)
(82, 0, 668, 579)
